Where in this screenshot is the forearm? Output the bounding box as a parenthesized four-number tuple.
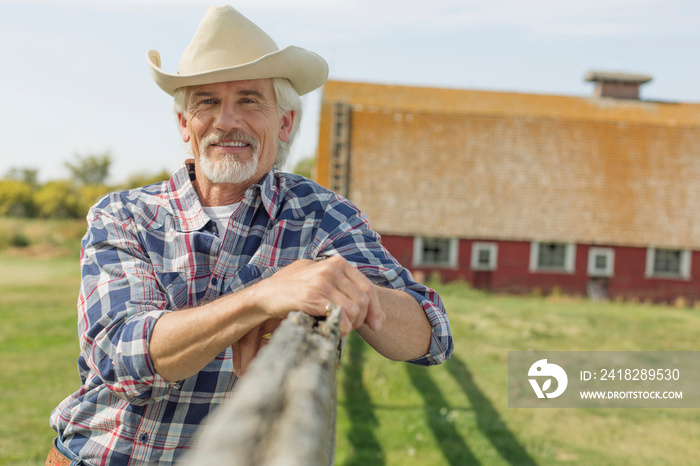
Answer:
(356, 286, 432, 361)
(149, 257, 377, 382)
(149, 287, 268, 382)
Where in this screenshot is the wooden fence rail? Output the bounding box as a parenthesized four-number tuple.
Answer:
(181, 305, 343, 466)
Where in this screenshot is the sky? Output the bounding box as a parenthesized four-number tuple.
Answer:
(1, 0, 699, 184)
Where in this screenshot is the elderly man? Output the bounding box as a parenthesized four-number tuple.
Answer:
(48, 5, 452, 465)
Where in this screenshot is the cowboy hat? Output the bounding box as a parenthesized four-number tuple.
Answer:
(147, 5, 328, 96)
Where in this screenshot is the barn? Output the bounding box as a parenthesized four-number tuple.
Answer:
(315, 74, 700, 303)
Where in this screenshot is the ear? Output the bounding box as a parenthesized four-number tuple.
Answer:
(178, 113, 191, 143)
(278, 110, 295, 142)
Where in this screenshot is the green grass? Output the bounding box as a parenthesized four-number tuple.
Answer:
(2, 237, 700, 464)
(0, 256, 82, 464)
(335, 282, 700, 465)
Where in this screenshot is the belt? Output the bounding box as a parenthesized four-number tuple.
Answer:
(46, 443, 72, 466)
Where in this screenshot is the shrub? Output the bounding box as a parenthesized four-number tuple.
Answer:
(33, 181, 82, 218)
(0, 180, 35, 217)
(10, 232, 30, 248)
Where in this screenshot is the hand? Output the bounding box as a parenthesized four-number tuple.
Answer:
(231, 317, 281, 377)
(254, 256, 385, 337)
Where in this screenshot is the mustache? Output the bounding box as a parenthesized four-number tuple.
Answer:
(200, 130, 259, 151)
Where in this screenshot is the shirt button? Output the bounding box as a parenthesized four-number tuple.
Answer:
(211, 277, 218, 286)
(140, 433, 148, 443)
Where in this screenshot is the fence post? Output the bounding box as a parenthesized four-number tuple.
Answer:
(180, 305, 343, 465)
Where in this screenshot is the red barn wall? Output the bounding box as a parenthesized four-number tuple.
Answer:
(380, 235, 700, 303)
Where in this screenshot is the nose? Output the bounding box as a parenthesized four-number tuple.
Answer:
(213, 102, 242, 132)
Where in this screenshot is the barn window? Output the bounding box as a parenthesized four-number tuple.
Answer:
(646, 248, 691, 279)
(530, 242, 576, 273)
(471, 242, 498, 271)
(587, 247, 615, 277)
(413, 237, 458, 267)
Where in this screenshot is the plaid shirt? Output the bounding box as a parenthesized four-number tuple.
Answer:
(50, 162, 452, 465)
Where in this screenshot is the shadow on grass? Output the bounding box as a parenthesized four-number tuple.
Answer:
(406, 364, 481, 465)
(341, 332, 385, 465)
(446, 355, 538, 466)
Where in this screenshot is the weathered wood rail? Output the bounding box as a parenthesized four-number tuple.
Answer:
(181, 305, 343, 465)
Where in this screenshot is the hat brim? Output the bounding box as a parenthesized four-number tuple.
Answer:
(147, 45, 328, 97)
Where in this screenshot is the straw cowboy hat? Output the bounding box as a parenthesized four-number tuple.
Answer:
(147, 5, 329, 96)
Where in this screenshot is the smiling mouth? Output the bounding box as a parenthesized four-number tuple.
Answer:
(204, 131, 258, 152)
(214, 140, 248, 146)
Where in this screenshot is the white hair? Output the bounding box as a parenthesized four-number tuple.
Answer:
(173, 78, 302, 170)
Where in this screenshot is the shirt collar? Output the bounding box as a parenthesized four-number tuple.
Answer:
(255, 169, 281, 220)
(166, 160, 281, 232)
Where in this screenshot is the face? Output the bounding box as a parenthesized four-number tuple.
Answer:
(178, 79, 294, 185)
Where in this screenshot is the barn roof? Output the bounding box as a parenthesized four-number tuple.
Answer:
(317, 80, 700, 249)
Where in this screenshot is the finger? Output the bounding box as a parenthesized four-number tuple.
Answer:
(238, 337, 255, 376)
(337, 263, 380, 329)
(259, 318, 282, 349)
(328, 289, 382, 335)
(299, 259, 365, 322)
(325, 280, 367, 331)
(360, 283, 385, 331)
(232, 342, 241, 377)
(261, 318, 282, 333)
(337, 309, 354, 337)
(315, 258, 379, 332)
(235, 326, 263, 376)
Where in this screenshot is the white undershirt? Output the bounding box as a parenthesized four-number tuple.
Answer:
(202, 203, 240, 236)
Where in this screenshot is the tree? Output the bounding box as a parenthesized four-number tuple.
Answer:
(65, 152, 112, 186)
(292, 155, 316, 179)
(5, 167, 39, 187)
(121, 169, 172, 190)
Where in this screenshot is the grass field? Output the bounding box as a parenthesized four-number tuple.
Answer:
(335, 283, 700, 465)
(1, 219, 699, 464)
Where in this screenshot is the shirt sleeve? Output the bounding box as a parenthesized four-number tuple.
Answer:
(317, 194, 453, 366)
(77, 200, 177, 406)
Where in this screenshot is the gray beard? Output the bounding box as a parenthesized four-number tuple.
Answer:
(198, 131, 260, 184)
(199, 152, 260, 184)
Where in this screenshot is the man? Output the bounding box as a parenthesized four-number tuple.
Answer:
(48, 5, 452, 465)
